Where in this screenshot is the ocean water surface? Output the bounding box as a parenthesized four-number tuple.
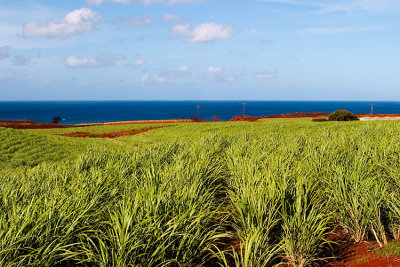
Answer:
(1, 101, 400, 124)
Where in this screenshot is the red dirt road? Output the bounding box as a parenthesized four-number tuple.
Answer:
(0, 119, 189, 129)
(0, 120, 72, 129)
(230, 113, 400, 122)
(57, 129, 154, 139)
(229, 113, 330, 122)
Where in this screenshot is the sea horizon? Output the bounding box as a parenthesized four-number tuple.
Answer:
(1, 100, 400, 124)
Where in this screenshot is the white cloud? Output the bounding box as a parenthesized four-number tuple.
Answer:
(171, 23, 235, 43)
(0, 46, 10, 60)
(87, 0, 104, 5)
(0, 47, 31, 66)
(65, 54, 125, 68)
(87, 0, 203, 6)
(163, 13, 180, 21)
(163, 64, 190, 78)
(120, 17, 153, 27)
(23, 8, 101, 38)
(155, 76, 168, 84)
(256, 68, 278, 79)
(157, 64, 191, 82)
(136, 58, 146, 66)
(66, 56, 99, 67)
(300, 26, 380, 34)
(141, 65, 190, 84)
(141, 73, 150, 83)
(207, 66, 223, 73)
(206, 66, 236, 82)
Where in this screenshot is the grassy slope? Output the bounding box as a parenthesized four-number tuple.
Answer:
(0, 127, 130, 171)
(3, 119, 400, 265)
(6, 119, 394, 166)
(31, 123, 174, 134)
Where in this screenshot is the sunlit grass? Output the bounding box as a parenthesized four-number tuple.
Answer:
(2, 119, 400, 265)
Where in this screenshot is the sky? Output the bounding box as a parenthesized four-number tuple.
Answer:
(0, 0, 400, 101)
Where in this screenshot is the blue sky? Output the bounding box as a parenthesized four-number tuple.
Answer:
(0, 0, 399, 100)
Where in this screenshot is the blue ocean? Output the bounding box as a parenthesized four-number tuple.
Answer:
(1, 101, 400, 124)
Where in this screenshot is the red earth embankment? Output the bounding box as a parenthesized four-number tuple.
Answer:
(0, 120, 72, 129)
(229, 112, 330, 122)
(0, 119, 190, 129)
(230, 112, 400, 122)
(357, 114, 400, 118)
(102, 119, 190, 125)
(57, 129, 155, 139)
(261, 112, 329, 119)
(229, 115, 260, 122)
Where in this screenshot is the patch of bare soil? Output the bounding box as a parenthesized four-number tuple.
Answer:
(0, 120, 73, 129)
(229, 115, 260, 122)
(229, 112, 330, 122)
(261, 112, 329, 119)
(56, 129, 155, 139)
(315, 228, 400, 267)
(321, 242, 400, 267)
(0, 119, 189, 129)
(102, 119, 191, 125)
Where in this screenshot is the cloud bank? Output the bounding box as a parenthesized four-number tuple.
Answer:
(117, 17, 153, 27)
(171, 23, 235, 43)
(65, 54, 125, 67)
(256, 68, 278, 79)
(23, 8, 101, 38)
(136, 58, 146, 66)
(206, 67, 236, 82)
(163, 13, 180, 21)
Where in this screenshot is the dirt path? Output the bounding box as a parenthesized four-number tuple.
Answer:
(56, 128, 155, 139)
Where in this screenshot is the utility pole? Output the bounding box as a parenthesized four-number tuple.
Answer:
(371, 104, 374, 117)
(243, 102, 246, 116)
(197, 105, 200, 120)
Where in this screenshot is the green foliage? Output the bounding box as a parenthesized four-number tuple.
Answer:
(328, 110, 359, 121)
(0, 142, 226, 266)
(2, 119, 400, 265)
(312, 117, 328, 122)
(377, 240, 400, 258)
(0, 127, 130, 172)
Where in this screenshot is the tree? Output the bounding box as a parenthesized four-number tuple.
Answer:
(52, 116, 61, 124)
(328, 110, 359, 121)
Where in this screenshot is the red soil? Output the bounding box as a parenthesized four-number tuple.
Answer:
(229, 112, 330, 122)
(102, 119, 190, 125)
(3, 113, 400, 129)
(57, 129, 154, 139)
(314, 228, 400, 267)
(0, 120, 72, 129)
(357, 114, 400, 118)
(230, 112, 400, 122)
(262, 112, 329, 119)
(229, 115, 260, 122)
(0, 119, 190, 129)
(322, 242, 400, 267)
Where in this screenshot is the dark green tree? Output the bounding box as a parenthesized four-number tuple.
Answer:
(328, 110, 359, 121)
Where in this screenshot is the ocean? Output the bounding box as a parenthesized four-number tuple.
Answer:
(1, 101, 400, 124)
